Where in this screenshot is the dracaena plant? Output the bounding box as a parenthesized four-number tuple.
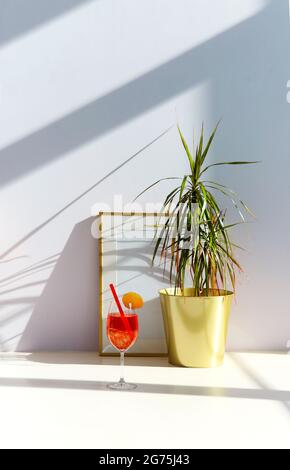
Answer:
(137, 123, 257, 296)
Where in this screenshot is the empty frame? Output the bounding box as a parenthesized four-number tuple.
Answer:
(98, 212, 169, 356)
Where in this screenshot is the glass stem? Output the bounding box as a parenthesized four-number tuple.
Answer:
(120, 351, 125, 383)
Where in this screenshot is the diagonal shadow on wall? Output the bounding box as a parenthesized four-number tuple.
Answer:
(0, 0, 96, 46)
(0, 2, 276, 189)
(0, 0, 287, 260)
(0, 127, 171, 260)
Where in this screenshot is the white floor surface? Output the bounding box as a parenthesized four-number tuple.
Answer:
(0, 352, 289, 449)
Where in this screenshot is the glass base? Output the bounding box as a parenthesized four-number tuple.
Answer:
(107, 379, 137, 391)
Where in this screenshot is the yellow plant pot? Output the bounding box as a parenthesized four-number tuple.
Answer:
(160, 288, 233, 368)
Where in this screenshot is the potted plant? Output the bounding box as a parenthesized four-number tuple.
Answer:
(137, 123, 256, 367)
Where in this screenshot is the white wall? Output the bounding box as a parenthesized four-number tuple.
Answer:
(0, 0, 289, 351)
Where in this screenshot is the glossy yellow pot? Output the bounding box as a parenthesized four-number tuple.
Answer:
(160, 288, 233, 368)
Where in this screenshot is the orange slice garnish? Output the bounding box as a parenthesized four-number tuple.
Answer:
(122, 292, 144, 309)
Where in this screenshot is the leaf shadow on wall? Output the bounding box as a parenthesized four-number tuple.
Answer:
(16, 217, 99, 351)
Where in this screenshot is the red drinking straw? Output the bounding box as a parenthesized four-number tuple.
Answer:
(109, 283, 131, 331)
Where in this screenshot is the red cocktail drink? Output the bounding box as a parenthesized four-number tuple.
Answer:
(107, 284, 142, 390)
(107, 313, 138, 351)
